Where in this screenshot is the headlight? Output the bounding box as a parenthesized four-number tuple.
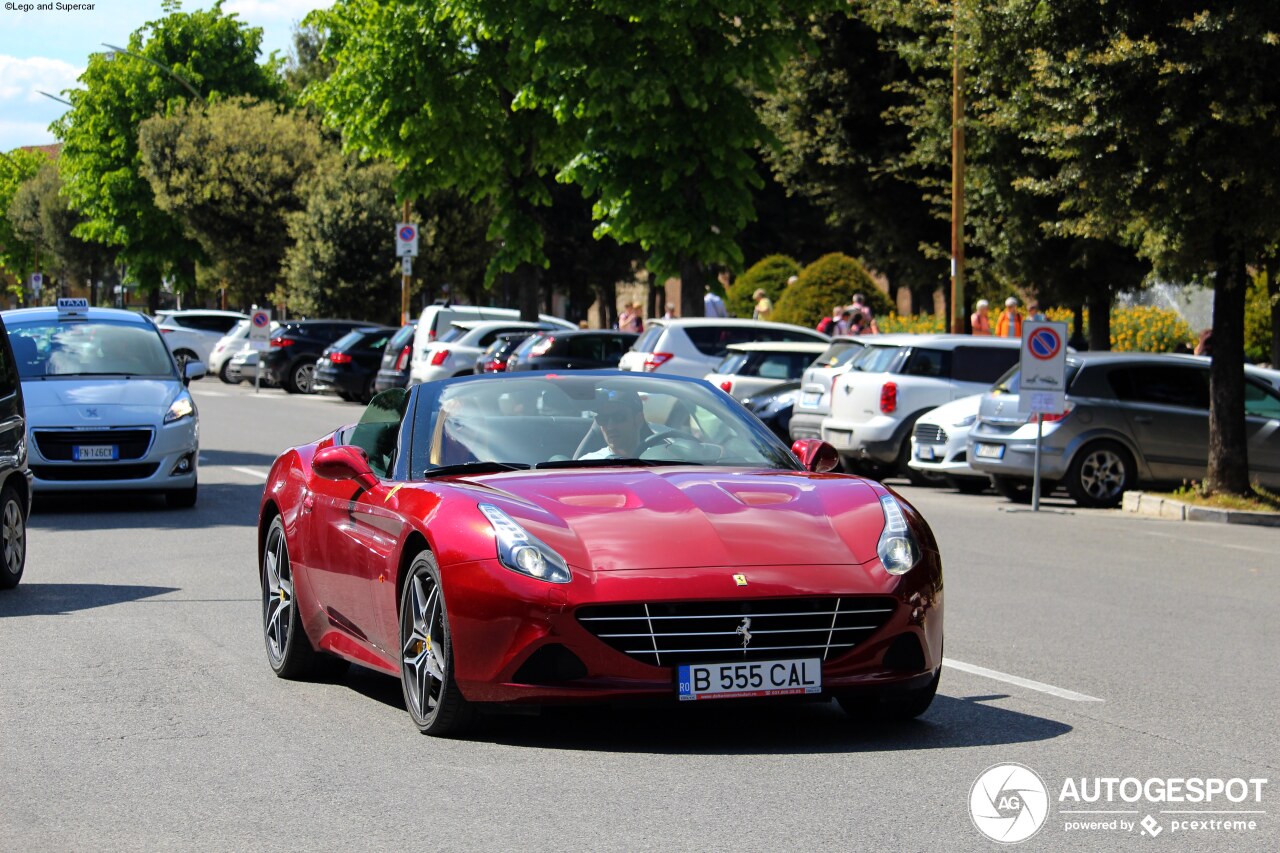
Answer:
(164, 392, 195, 424)
(877, 494, 920, 575)
(478, 503, 571, 584)
(954, 414, 977, 428)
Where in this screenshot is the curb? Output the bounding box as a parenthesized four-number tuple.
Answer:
(1122, 491, 1280, 529)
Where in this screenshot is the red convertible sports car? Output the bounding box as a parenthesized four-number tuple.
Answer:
(259, 371, 943, 735)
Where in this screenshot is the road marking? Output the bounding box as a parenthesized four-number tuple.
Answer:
(192, 390, 232, 397)
(944, 657, 1104, 703)
(231, 466, 269, 481)
(1141, 530, 1274, 556)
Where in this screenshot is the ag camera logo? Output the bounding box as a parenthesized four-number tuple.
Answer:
(970, 763, 1050, 843)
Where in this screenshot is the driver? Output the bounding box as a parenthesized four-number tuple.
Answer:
(580, 389, 655, 459)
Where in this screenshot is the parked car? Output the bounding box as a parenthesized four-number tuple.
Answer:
(0, 310, 31, 589)
(226, 348, 276, 386)
(373, 322, 417, 394)
(409, 320, 574, 386)
(410, 303, 573, 372)
(907, 394, 988, 493)
(822, 335, 1022, 483)
(704, 341, 830, 401)
(261, 320, 370, 394)
(257, 372, 942, 735)
(153, 309, 248, 373)
(209, 318, 278, 384)
(6, 301, 203, 508)
(788, 337, 867, 442)
(618, 318, 829, 379)
(474, 331, 538, 374)
(969, 352, 1280, 507)
(505, 329, 638, 372)
(741, 380, 802, 443)
(313, 326, 398, 404)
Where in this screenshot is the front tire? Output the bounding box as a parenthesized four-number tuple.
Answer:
(173, 349, 198, 375)
(399, 551, 474, 736)
(218, 360, 239, 384)
(285, 360, 316, 395)
(0, 485, 26, 589)
(262, 517, 345, 679)
(1065, 440, 1135, 508)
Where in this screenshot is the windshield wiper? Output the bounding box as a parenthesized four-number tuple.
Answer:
(422, 461, 532, 478)
(535, 458, 702, 469)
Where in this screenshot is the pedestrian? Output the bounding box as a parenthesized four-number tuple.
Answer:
(817, 304, 846, 335)
(662, 302, 677, 320)
(1025, 300, 1045, 322)
(848, 311, 867, 336)
(616, 302, 636, 332)
(624, 301, 644, 333)
(752, 288, 773, 321)
(1194, 329, 1213, 356)
(996, 296, 1023, 338)
(703, 285, 727, 318)
(970, 299, 991, 335)
(849, 293, 879, 334)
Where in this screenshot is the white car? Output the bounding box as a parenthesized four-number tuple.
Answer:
(822, 334, 1021, 483)
(409, 319, 574, 385)
(410, 303, 574, 368)
(618, 318, 828, 379)
(5, 302, 203, 507)
(208, 318, 279, 384)
(907, 394, 988, 493)
(703, 341, 830, 401)
(788, 337, 867, 441)
(154, 309, 248, 373)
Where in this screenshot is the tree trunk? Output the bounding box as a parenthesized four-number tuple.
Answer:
(1071, 304, 1087, 350)
(679, 258, 705, 319)
(1086, 291, 1111, 351)
(1204, 244, 1250, 496)
(511, 263, 541, 322)
(597, 279, 617, 330)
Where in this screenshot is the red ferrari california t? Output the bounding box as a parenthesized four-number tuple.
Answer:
(258, 371, 942, 735)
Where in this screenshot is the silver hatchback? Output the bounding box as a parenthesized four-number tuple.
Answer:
(968, 352, 1280, 507)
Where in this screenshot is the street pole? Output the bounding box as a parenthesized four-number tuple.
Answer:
(401, 198, 412, 325)
(102, 44, 206, 106)
(950, 1, 966, 335)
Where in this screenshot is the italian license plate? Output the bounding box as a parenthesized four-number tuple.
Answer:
(73, 445, 118, 461)
(677, 658, 822, 701)
(975, 443, 1005, 460)
(915, 445, 937, 461)
(801, 391, 821, 408)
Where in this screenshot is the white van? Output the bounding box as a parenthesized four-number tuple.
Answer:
(410, 304, 573, 380)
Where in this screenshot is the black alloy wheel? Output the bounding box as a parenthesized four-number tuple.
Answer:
(0, 485, 26, 589)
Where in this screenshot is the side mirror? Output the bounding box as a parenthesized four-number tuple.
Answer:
(313, 444, 379, 488)
(183, 360, 207, 384)
(791, 439, 840, 474)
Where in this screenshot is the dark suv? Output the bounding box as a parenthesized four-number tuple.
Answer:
(313, 326, 397, 404)
(374, 323, 417, 393)
(0, 317, 31, 589)
(262, 320, 371, 394)
(506, 330, 638, 372)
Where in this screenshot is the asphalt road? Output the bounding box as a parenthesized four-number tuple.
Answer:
(2, 379, 1276, 852)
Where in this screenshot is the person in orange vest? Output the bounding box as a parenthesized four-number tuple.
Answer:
(996, 296, 1023, 338)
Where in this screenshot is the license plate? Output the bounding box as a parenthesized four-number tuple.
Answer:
(915, 445, 937, 461)
(801, 391, 821, 408)
(975, 443, 1005, 460)
(677, 658, 822, 701)
(73, 445, 118, 461)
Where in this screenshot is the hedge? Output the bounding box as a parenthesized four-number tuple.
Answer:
(726, 255, 800, 318)
(772, 253, 891, 329)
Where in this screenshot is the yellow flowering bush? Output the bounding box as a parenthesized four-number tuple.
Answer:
(1039, 306, 1192, 353)
(879, 313, 945, 334)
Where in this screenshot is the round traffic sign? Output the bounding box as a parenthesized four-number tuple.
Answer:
(252, 311, 270, 327)
(398, 225, 417, 242)
(1028, 327, 1062, 360)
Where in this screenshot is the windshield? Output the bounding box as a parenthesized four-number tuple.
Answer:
(408, 374, 799, 477)
(8, 319, 176, 379)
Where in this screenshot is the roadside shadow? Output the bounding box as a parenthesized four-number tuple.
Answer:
(198, 449, 282, 469)
(0, 582, 179, 617)
(29, 482, 265, 531)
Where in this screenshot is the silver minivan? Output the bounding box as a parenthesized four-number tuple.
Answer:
(969, 352, 1280, 507)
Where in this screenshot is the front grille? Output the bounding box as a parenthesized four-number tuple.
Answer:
(33, 429, 154, 461)
(913, 423, 947, 445)
(32, 463, 160, 481)
(577, 597, 896, 667)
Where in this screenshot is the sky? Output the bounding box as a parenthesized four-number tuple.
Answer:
(0, 0, 333, 152)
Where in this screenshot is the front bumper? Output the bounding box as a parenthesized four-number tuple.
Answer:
(908, 436, 981, 478)
(29, 419, 199, 493)
(438, 554, 943, 705)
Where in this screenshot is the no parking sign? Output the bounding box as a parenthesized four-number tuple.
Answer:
(1018, 321, 1068, 414)
(395, 222, 419, 257)
(249, 308, 272, 342)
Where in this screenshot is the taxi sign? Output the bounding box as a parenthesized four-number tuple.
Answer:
(56, 298, 90, 319)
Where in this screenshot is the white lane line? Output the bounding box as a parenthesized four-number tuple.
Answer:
(944, 657, 1104, 703)
(231, 466, 269, 481)
(1141, 530, 1274, 556)
(192, 390, 232, 397)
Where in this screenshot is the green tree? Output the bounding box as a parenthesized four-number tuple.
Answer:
(139, 98, 325, 308)
(1002, 0, 1280, 496)
(54, 2, 281, 310)
(8, 162, 117, 305)
(773, 253, 885, 328)
(727, 255, 801, 318)
(0, 148, 48, 296)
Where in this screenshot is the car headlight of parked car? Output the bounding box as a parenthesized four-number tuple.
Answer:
(877, 494, 920, 576)
(478, 503, 571, 583)
(164, 391, 195, 424)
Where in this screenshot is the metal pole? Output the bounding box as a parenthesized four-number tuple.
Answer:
(401, 199, 412, 324)
(1032, 413, 1044, 511)
(949, 1, 966, 334)
(102, 44, 206, 105)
